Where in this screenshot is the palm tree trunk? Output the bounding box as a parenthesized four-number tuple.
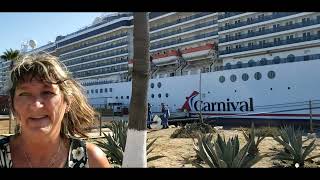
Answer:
(122, 12, 150, 167)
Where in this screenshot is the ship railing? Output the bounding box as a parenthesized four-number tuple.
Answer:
(150, 12, 212, 32)
(219, 34, 320, 55)
(60, 41, 128, 60)
(150, 20, 216, 41)
(219, 18, 320, 43)
(219, 12, 299, 31)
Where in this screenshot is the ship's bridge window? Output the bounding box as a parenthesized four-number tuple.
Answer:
(248, 60, 256, 67)
(273, 56, 281, 64)
(219, 76, 225, 83)
(230, 74, 237, 82)
(287, 54, 295, 62)
(268, 71, 276, 79)
(254, 72, 262, 80)
(242, 73, 249, 81)
(157, 82, 162, 88)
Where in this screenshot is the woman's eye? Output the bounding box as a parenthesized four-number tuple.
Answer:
(18, 92, 31, 96)
(43, 91, 55, 95)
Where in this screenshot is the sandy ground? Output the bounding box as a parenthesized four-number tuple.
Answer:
(2, 116, 320, 168)
(146, 126, 320, 168)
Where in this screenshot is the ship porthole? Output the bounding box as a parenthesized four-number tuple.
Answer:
(165, 93, 169, 98)
(151, 94, 154, 98)
(219, 76, 225, 83)
(150, 83, 154, 88)
(254, 72, 262, 80)
(268, 71, 276, 79)
(242, 73, 249, 81)
(158, 93, 161, 98)
(230, 74, 237, 82)
(157, 82, 162, 88)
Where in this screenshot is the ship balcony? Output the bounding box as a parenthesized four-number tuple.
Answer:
(181, 43, 215, 61)
(152, 50, 180, 66)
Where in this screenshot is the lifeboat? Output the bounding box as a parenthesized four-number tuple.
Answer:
(151, 50, 180, 65)
(181, 43, 215, 61)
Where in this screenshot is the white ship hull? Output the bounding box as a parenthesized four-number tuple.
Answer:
(88, 58, 320, 121)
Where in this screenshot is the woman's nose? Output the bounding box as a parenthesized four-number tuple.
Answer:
(29, 97, 44, 109)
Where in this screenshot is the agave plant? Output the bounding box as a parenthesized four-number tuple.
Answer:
(272, 125, 320, 168)
(242, 123, 266, 156)
(194, 132, 266, 168)
(95, 120, 165, 167)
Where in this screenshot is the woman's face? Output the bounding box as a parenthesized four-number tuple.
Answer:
(13, 77, 68, 138)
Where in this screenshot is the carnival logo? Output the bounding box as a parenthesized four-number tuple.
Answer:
(182, 91, 254, 112)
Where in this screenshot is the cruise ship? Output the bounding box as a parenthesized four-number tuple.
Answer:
(1, 12, 320, 122)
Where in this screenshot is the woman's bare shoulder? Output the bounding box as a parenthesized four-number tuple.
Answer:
(86, 142, 111, 168)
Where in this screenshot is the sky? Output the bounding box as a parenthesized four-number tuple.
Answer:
(0, 12, 104, 53)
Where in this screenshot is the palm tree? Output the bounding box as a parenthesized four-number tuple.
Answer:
(1, 48, 21, 134)
(122, 12, 150, 167)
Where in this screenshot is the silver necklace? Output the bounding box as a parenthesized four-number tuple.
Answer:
(23, 139, 62, 168)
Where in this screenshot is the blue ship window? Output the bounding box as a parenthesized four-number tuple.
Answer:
(87, 90, 89, 94)
(259, 58, 267, 66)
(236, 61, 242, 68)
(151, 94, 154, 98)
(165, 93, 169, 98)
(91, 90, 94, 94)
(116, 96, 118, 99)
(95, 89, 98, 93)
(273, 56, 280, 64)
(254, 72, 262, 80)
(105, 88, 108, 93)
(225, 63, 231, 70)
(109, 88, 113, 92)
(242, 73, 249, 81)
(151, 83, 154, 88)
(230, 74, 237, 82)
(157, 82, 162, 88)
(121, 96, 123, 99)
(126, 96, 129, 99)
(287, 54, 295, 62)
(158, 93, 161, 98)
(219, 76, 225, 83)
(248, 60, 256, 67)
(100, 89, 103, 93)
(268, 71, 276, 79)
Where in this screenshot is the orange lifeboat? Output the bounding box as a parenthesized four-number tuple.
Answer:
(151, 50, 180, 65)
(181, 43, 214, 60)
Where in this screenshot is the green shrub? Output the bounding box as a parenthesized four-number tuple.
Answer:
(95, 120, 165, 167)
(272, 125, 320, 168)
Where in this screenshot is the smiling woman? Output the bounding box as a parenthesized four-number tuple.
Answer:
(0, 54, 110, 168)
